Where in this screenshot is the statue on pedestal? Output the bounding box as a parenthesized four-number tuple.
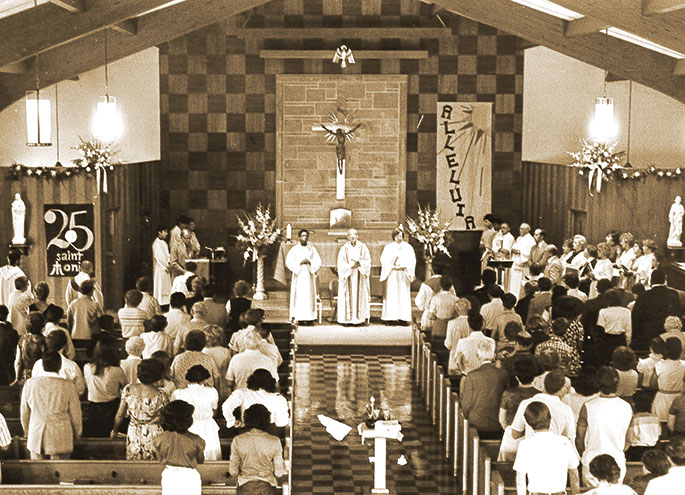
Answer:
(11, 193, 26, 245)
(668, 196, 684, 248)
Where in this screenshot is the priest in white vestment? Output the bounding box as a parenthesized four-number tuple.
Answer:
(380, 228, 416, 323)
(286, 230, 321, 323)
(0, 249, 27, 307)
(337, 229, 371, 325)
(152, 227, 172, 306)
(509, 223, 536, 298)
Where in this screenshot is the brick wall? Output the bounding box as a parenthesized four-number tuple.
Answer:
(277, 75, 406, 229)
(158, 0, 524, 247)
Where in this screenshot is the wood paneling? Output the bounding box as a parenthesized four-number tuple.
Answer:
(0, 161, 159, 310)
(522, 161, 677, 251)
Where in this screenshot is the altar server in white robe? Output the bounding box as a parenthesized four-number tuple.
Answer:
(286, 230, 322, 323)
(509, 223, 536, 298)
(380, 228, 416, 323)
(337, 229, 371, 325)
(152, 226, 172, 306)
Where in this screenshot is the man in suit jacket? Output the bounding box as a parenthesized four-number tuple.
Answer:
(20, 350, 82, 459)
(460, 339, 509, 439)
(632, 269, 682, 351)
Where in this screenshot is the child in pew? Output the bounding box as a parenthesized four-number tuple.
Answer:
(636, 337, 666, 388)
(513, 401, 580, 495)
(582, 454, 637, 494)
(154, 400, 205, 495)
(626, 389, 661, 461)
(120, 336, 145, 385)
(611, 346, 639, 402)
(142, 315, 174, 359)
(625, 449, 671, 495)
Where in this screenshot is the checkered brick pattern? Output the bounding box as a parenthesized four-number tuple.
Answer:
(159, 0, 523, 246)
(293, 354, 458, 494)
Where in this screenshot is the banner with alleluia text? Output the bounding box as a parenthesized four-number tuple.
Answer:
(436, 102, 492, 230)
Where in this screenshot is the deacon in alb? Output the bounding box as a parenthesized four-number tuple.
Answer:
(286, 229, 321, 323)
(337, 229, 371, 325)
(509, 223, 536, 298)
(380, 228, 416, 323)
(152, 226, 172, 306)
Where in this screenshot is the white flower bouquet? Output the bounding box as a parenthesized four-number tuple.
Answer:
(404, 204, 451, 259)
(236, 204, 282, 263)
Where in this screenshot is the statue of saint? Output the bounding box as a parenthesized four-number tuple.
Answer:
(11, 193, 26, 245)
(668, 195, 684, 248)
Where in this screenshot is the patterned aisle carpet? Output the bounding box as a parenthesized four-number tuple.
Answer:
(292, 354, 460, 494)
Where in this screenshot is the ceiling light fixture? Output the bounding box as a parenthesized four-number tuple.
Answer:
(92, 27, 123, 142)
(590, 29, 617, 143)
(26, 0, 51, 147)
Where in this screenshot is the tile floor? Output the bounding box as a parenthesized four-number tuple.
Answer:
(292, 354, 460, 494)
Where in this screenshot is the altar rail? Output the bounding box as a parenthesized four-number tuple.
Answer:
(522, 161, 680, 248)
(1, 162, 160, 310)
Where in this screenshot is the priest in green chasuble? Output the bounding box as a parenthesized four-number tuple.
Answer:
(380, 228, 416, 323)
(286, 229, 322, 323)
(336, 229, 371, 325)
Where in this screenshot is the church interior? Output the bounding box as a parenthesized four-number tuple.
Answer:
(0, 0, 684, 494)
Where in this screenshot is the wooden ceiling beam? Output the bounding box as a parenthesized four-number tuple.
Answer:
(552, 0, 685, 55)
(49, 0, 86, 13)
(675, 59, 685, 75)
(0, 0, 271, 111)
(643, 0, 685, 15)
(429, 0, 685, 103)
(110, 18, 138, 35)
(0, 59, 31, 74)
(564, 16, 610, 37)
(0, 0, 173, 67)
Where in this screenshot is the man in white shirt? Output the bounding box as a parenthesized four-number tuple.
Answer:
(514, 401, 580, 495)
(509, 223, 536, 298)
(480, 285, 504, 332)
(226, 332, 279, 391)
(492, 222, 515, 257)
(510, 370, 575, 442)
(32, 330, 85, 396)
(136, 276, 162, 319)
(445, 298, 471, 376)
(453, 313, 495, 375)
(576, 366, 633, 487)
(64, 261, 104, 309)
(171, 261, 197, 296)
(644, 436, 685, 495)
(0, 249, 27, 307)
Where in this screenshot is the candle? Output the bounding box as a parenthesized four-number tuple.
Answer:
(286, 224, 292, 241)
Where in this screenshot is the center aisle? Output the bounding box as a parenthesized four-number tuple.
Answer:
(292, 354, 460, 494)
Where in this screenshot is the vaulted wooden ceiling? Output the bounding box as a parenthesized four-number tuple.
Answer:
(0, 0, 683, 110)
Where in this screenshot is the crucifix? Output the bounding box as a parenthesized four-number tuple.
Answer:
(312, 107, 361, 200)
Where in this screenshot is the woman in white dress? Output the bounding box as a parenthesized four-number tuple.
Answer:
(171, 365, 221, 460)
(650, 337, 685, 422)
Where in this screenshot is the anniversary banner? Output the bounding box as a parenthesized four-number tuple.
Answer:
(44, 204, 95, 277)
(436, 102, 492, 230)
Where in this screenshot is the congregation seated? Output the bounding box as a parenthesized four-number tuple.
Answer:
(171, 330, 219, 389)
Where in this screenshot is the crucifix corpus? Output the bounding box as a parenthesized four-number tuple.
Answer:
(312, 107, 361, 200)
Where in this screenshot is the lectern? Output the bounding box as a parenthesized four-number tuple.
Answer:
(358, 420, 403, 494)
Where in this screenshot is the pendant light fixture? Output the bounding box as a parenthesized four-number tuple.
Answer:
(590, 29, 617, 143)
(26, 0, 51, 147)
(92, 27, 123, 142)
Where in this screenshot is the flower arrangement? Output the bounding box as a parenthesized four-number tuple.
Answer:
(568, 139, 625, 193)
(236, 204, 282, 263)
(404, 204, 451, 259)
(72, 137, 122, 169)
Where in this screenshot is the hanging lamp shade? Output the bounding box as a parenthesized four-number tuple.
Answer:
(25, 90, 52, 147)
(590, 96, 617, 143)
(91, 95, 123, 143)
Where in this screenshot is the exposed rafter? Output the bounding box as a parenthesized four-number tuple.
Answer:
(49, 0, 85, 13)
(564, 16, 609, 37)
(0, 0, 172, 67)
(428, 0, 685, 103)
(0, 0, 271, 111)
(553, 0, 685, 55)
(111, 18, 138, 36)
(643, 0, 685, 15)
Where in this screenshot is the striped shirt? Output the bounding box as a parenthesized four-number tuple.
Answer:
(117, 306, 146, 338)
(0, 413, 11, 448)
